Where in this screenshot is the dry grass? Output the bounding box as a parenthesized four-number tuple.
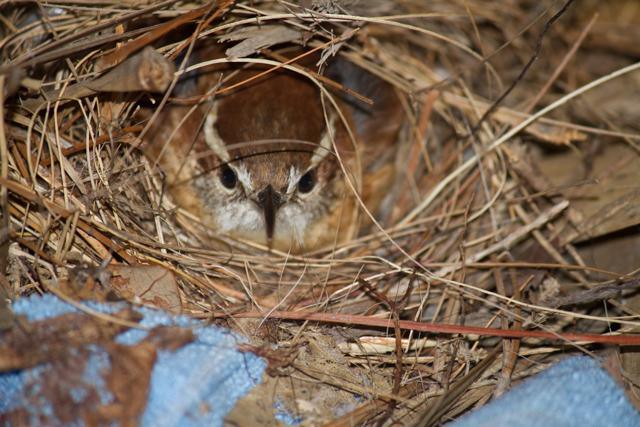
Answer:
(2, 0, 640, 425)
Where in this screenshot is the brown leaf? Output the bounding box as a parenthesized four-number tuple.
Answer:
(0, 309, 139, 372)
(98, 341, 157, 427)
(109, 264, 182, 313)
(145, 326, 194, 351)
(535, 142, 640, 242)
(222, 25, 302, 58)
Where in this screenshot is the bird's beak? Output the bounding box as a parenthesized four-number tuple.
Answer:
(256, 185, 283, 246)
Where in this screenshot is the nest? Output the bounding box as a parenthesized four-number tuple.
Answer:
(2, 0, 640, 425)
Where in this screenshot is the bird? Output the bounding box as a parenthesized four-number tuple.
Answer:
(143, 44, 403, 253)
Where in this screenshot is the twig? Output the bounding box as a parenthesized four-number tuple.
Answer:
(229, 310, 640, 346)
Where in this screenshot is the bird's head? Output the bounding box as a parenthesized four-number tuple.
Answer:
(190, 68, 351, 252)
(143, 46, 401, 253)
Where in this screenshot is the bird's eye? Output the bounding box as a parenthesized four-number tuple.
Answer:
(219, 164, 237, 189)
(297, 170, 316, 193)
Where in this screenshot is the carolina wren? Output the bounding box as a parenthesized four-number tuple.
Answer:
(143, 45, 402, 252)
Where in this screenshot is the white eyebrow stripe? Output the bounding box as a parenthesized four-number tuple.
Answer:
(308, 114, 335, 169)
(204, 102, 230, 162)
(236, 164, 253, 192)
(287, 165, 301, 194)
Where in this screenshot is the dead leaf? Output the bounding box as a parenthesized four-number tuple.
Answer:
(534, 142, 640, 242)
(221, 25, 301, 58)
(109, 264, 182, 313)
(575, 71, 640, 131)
(99, 341, 157, 427)
(0, 308, 139, 372)
(145, 326, 194, 351)
(577, 230, 640, 276)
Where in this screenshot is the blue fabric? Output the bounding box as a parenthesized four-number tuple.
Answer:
(0, 294, 266, 427)
(450, 355, 640, 427)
